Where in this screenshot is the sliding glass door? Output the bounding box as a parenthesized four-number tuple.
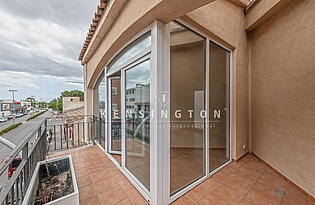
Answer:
(170, 21, 206, 194)
(108, 75, 122, 164)
(124, 59, 151, 191)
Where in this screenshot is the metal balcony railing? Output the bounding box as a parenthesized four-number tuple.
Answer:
(0, 116, 101, 205)
(47, 119, 96, 155)
(0, 119, 47, 205)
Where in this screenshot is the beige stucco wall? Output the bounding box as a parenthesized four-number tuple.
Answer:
(185, 0, 249, 158)
(85, 0, 216, 89)
(62, 97, 84, 113)
(84, 0, 249, 159)
(249, 0, 315, 197)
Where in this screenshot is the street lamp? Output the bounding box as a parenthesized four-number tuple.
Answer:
(8, 89, 17, 124)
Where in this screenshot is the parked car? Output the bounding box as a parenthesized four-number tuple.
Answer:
(7, 115, 15, 120)
(16, 113, 23, 118)
(8, 157, 22, 177)
(0, 117, 7, 123)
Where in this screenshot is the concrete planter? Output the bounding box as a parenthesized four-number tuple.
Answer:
(23, 155, 79, 205)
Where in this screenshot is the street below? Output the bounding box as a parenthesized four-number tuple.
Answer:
(0, 111, 52, 190)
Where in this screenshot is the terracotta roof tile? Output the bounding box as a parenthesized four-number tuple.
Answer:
(79, 0, 108, 61)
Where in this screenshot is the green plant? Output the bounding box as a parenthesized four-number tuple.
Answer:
(0, 123, 22, 136)
(27, 110, 47, 121)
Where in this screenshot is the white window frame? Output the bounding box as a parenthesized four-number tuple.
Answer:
(105, 25, 153, 203)
(107, 76, 122, 155)
(167, 19, 232, 204)
(93, 19, 232, 205)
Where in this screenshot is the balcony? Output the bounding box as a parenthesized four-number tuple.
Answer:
(50, 146, 313, 205)
(0, 118, 313, 205)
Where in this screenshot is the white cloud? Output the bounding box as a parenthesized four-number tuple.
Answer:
(0, 0, 99, 101)
(0, 71, 40, 89)
(0, 10, 83, 77)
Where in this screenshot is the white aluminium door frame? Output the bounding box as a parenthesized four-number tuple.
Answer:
(122, 54, 150, 158)
(107, 76, 122, 155)
(102, 19, 232, 205)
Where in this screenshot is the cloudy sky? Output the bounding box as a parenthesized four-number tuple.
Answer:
(0, 0, 99, 102)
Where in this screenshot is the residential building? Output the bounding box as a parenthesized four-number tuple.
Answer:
(79, 0, 315, 204)
(20, 100, 32, 111)
(62, 97, 84, 113)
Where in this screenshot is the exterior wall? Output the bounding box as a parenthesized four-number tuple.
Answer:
(83, 0, 249, 159)
(245, 0, 295, 31)
(249, 0, 315, 197)
(62, 97, 84, 113)
(184, 0, 249, 158)
(84, 0, 216, 89)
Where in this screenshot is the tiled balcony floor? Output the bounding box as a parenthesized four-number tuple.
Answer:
(49, 146, 314, 205)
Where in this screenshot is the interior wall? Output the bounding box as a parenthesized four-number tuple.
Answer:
(170, 41, 204, 148)
(249, 0, 315, 197)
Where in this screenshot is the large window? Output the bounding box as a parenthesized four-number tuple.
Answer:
(105, 31, 151, 193)
(107, 32, 151, 73)
(170, 21, 206, 194)
(96, 72, 105, 148)
(98, 21, 231, 203)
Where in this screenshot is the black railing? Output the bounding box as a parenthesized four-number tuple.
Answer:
(0, 119, 47, 205)
(0, 115, 104, 205)
(47, 119, 96, 155)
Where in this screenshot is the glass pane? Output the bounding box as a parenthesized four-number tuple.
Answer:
(125, 60, 150, 190)
(107, 32, 151, 73)
(99, 74, 105, 148)
(111, 77, 121, 152)
(209, 41, 230, 171)
(170, 21, 206, 194)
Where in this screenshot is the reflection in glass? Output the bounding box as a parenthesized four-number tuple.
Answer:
(209, 42, 230, 171)
(125, 60, 150, 190)
(107, 32, 151, 73)
(111, 77, 122, 153)
(170, 21, 206, 194)
(99, 75, 106, 148)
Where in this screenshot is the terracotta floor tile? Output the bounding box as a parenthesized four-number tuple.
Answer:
(75, 167, 90, 178)
(77, 175, 92, 188)
(223, 175, 253, 196)
(87, 162, 107, 172)
(80, 196, 100, 205)
(211, 184, 245, 205)
(93, 175, 120, 195)
(246, 184, 282, 205)
(222, 162, 241, 173)
(79, 184, 97, 202)
(74, 162, 87, 170)
(90, 169, 113, 183)
(171, 195, 196, 205)
(198, 193, 230, 205)
(239, 197, 264, 205)
(282, 185, 315, 205)
(210, 170, 232, 182)
(52, 145, 312, 205)
(98, 186, 128, 205)
(125, 188, 148, 205)
(116, 199, 132, 205)
(186, 184, 212, 202)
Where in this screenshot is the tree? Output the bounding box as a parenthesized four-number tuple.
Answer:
(25, 97, 35, 106)
(61, 90, 84, 101)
